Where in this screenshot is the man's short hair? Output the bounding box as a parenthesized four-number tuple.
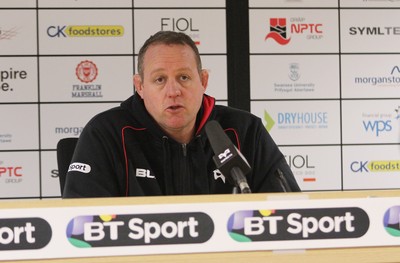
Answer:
(137, 31, 202, 78)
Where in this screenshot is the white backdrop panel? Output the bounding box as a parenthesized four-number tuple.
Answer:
(251, 100, 341, 145)
(0, 151, 40, 198)
(38, 9, 133, 55)
(134, 9, 226, 54)
(38, 0, 132, 8)
(342, 100, 400, 144)
(341, 0, 400, 8)
(201, 56, 228, 100)
(340, 9, 400, 53)
(250, 0, 338, 8)
(40, 103, 119, 149)
(0, 105, 39, 150)
(250, 55, 340, 99)
(0, 10, 37, 55)
(41, 150, 61, 197)
(0, 57, 38, 103)
(341, 54, 400, 98)
(0, 0, 35, 8)
(39, 56, 133, 102)
(280, 146, 342, 191)
(249, 9, 339, 54)
(343, 145, 400, 190)
(134, 0, 225, 8)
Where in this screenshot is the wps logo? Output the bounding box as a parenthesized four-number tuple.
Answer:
(66, 212, 213, 247)
(68, 163, 91, 173)
(0, 217, 52, 250)
(47, 25, 124, 38)
(227, 208, 369, 242)
(362, 107, 399, 136)
(362, 120, 392, 136)
(383, 206, 400, 237)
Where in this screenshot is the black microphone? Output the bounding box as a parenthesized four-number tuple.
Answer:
(205, 120, 252, 194)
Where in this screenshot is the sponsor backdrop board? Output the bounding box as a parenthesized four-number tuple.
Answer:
(249, 0, 400, 192)
(1, 1, 400, 199)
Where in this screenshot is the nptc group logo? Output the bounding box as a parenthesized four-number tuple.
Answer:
(265, 18, 291, 45)
(265, 17, 324, 45)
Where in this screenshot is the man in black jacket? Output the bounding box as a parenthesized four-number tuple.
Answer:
(63, 31, 300, 197)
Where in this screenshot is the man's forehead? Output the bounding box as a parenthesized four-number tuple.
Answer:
(143, 44, 197, 72)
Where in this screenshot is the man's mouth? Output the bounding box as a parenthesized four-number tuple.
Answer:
(168, 105, 182, 110)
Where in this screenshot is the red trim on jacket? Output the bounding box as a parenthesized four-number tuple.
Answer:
(196, 95, 215, 135)
(225, 128, 241, 151)
(121, 126, 146, 196)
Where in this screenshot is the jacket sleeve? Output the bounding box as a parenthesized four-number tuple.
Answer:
(62, 121, 124, 198)
(247, 118, 301, 193)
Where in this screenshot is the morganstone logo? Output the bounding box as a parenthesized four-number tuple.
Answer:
(354, 66, 400, 87)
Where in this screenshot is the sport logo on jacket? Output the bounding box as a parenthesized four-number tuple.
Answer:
(68, 162, 91, 173)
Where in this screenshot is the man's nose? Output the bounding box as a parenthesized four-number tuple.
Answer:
(165, 79, 182, 97)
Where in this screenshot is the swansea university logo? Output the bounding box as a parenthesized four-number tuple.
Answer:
(265, 18, 291, 45)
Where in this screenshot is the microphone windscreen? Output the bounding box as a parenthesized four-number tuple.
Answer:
(205, 120, 232, 154)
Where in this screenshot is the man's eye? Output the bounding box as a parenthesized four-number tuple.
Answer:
(180, 75, 189, 81)
(155, 77, 165, 84)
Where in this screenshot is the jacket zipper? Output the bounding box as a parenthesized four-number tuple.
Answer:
(181, 143, 190, 193)
(182, 143, 187, 157)
(276, 169, 292, 192)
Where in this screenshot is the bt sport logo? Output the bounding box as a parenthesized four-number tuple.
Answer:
(227, 207, 369, 242)
(66, 212, 214, 247)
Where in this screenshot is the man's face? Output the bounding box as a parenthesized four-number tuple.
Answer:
(134, 43, 208, 140)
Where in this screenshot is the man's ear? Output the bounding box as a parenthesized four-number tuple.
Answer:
(133, 74, 144, 98)
(201, 69, 209, 92)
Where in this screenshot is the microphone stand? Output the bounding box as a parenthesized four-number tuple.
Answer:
(231, 167, 252, 194)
